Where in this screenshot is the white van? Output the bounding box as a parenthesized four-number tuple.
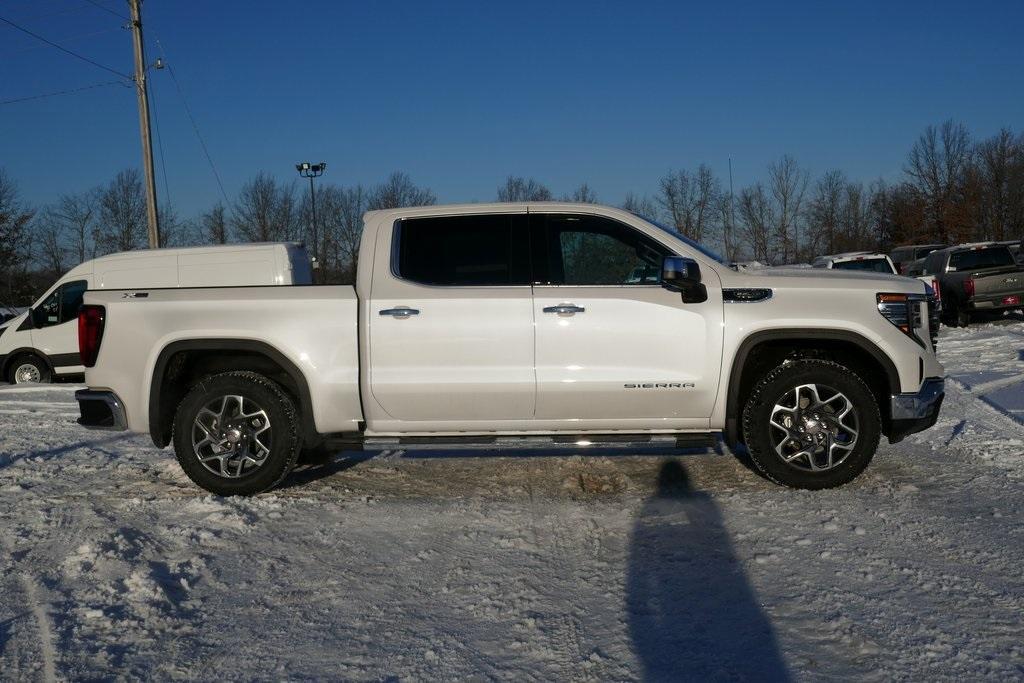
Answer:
(0, 243, 312, 384)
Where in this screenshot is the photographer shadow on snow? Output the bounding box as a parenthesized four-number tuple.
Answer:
(626, 460, 790, 682)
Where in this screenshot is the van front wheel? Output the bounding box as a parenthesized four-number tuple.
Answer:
(9, 356, 50, 384)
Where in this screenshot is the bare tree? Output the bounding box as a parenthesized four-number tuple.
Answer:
(201, 203, 229, 244)
(317, 184, 367, 283)
(496, 176, 552, 202)
(808, 170, 845, 255)
(766, 155, 809, 262)
(368, 172, 436, 210)
(974, 128, 1024, 240)
(657, 165, 720, 242)
(97, 169, 147, 254)
(737, 183, 775, 264)
(33, 208, 67, 277)
(565, 183, 598, 203)
(232, 172, 299, 242)
(53, 189, 98, 263)
(714, 194, 738, 262)
(0, 169, 35, 303)
(621, 193, 660, 221)
(905, 120, 972, 243)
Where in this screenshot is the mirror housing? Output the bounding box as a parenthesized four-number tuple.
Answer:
(661, 256, 707, 303)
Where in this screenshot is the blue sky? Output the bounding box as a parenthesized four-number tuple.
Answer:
(1, 0, 1022, 217)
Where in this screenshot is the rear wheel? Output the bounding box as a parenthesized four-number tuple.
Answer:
(172, 371, 300, 495)
(8, 356, 50, 384)
(742, 359, 881, 489)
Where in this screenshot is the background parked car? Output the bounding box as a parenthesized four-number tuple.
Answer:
(890, 244, 947, 274)
(920, 243, 1024, 326)
(812, 252, 898, 274)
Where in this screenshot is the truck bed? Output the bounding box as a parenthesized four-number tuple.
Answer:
(82, 285, 362, 436)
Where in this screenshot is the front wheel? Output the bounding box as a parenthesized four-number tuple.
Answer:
(172, 371, 300, 495)
(9, 356, 50, 384)
(741, 359, 881, 489)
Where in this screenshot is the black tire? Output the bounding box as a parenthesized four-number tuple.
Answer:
(171, 371, 300, 495)
(7, 355, 51, 384)
(741, 358, 881, 490)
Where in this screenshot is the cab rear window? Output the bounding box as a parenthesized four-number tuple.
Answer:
(950, 247, 1014, 271)
(832, 258, 895, 274)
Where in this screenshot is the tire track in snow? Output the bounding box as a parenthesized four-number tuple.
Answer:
(20, 575, 57, 683)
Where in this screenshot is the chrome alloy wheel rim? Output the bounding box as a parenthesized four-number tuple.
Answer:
(14, 363, 41, 384)
(769, 383, 859, 472)
(192, 395, 272, 478)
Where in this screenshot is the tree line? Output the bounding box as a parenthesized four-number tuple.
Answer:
(1, 119, 1021, 305)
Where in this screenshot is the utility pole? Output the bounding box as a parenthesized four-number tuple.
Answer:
(129, 0, 160, 248)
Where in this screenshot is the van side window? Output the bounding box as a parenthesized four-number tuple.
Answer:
(59, 280, 88, 323)
(395, 214, 530, 286)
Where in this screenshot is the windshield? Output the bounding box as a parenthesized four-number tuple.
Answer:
(950, 247, 1014, 271)
(633, 213, 730, 265)
(832, 258, 895, 274)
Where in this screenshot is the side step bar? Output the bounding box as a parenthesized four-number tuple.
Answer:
(325, 433, 718, 451)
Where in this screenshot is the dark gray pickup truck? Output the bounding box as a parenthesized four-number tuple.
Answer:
(921, 243, 1024, 326)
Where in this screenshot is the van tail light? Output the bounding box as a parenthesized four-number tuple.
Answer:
(964, 278, 975, 297)
(931, 278, 941, 302)
(78, 305, 106, 368)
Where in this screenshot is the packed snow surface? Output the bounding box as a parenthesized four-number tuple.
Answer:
(2, 321, 1024, 680)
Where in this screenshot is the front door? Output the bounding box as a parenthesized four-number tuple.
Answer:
(367, 212, 536, 425)
(531, 212, 724, 428)
(30, 279, 89, 372)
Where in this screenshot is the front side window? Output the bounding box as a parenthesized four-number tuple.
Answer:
(538, 214, 668, 285)
(395, 214, 530, 286)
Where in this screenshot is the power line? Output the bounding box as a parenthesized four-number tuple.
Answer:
(0, 78, 128, 106)
(154, 37, 231, 206)
(83, 0, 128, 20)
(148, 71, 173, 211)
(1, 26, 122, 57)
(0, 13, 132, 80)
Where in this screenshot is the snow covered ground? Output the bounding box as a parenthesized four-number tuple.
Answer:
(2, 322, 1023, 681)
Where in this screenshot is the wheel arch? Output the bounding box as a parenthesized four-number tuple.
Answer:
(149, 339, 318, 449)
(724, 329, 900, 447)
(1, 347, 55, 380)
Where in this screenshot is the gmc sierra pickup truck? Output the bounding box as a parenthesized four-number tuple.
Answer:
(74, 203, 945, 495)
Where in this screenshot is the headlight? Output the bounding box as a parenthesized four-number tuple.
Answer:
(877, 292, 930, 348)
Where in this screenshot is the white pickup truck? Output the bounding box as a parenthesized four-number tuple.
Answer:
(74, 203, 945, 495)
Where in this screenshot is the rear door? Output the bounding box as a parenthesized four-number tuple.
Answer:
(530, 212, 723, 427)
(366, 212, 537, 423)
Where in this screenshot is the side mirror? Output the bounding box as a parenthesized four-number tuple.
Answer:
(661, 256, 708, 303)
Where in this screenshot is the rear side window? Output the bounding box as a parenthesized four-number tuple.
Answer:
(950, 247, 1014, 271)
(832, 258, 895, 274)
(395, 214, 530, 286)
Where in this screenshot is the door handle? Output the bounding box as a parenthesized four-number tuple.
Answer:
(543, 304, 585, 315)
(379, 307, 420, 318)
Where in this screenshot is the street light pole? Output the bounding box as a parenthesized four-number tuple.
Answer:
(296, 162, 326, 272)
